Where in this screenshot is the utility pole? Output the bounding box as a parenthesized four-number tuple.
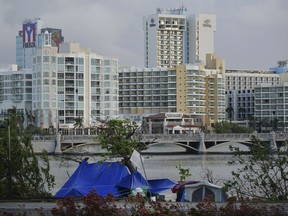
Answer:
(8, 124, 12, 199)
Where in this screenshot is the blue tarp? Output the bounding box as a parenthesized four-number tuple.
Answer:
(148, 178, 177, 194)
(55, 161, 130, 198)
(117, 171, 149, 189)
(55, 161, 177, 198)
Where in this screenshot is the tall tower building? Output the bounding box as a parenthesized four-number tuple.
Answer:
(16, 18, 64, 69)
(32, 42, 119, 129)
(143, 8, 216, 68)
(188, 14, 216, 64)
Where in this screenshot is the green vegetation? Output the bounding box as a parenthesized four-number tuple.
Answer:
(224, 135, 288, 201)
(95, 119, 148, 173)
(176, 164, 192, 182)
(214, 121, 253, 133)
(0, 106, 55, 199)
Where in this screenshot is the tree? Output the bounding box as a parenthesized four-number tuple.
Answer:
(0, 107, 55, 199)
(176, 164, 191, 182)
(261, 118, 271, 132)
(224, 135, 288, 200)
(74, 116, 84, 135)
(95, 119, 149, 173)
(225, 105, 234, 122)
(214, 121, 252, 133)
(248, 115, 256, 131)
(271, 117, 279, 132)
(74, 116, 84, 129)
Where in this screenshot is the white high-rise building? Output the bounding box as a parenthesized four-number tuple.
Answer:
(143, 7, 216, 68)
(31, 37, 119, 129)
(188, 14, 216, 65)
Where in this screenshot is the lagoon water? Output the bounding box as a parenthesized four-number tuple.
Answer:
(49, 144, 241, 201)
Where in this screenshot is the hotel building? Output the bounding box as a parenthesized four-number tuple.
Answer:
(144, 7, 216, 68)
(119, 54, 225, 128)
(225, 70, 280, 121)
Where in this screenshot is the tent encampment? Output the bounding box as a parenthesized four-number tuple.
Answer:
(55, 161, 177, 199)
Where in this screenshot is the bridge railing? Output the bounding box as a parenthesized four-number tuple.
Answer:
(61, 135, 95, 141)
(58, 132, 288, 143)
(141, 134, 200, 141)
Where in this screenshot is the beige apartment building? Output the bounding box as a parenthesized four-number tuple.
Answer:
(119, 54, 225, 128)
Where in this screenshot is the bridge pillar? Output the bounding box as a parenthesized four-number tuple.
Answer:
(54, 132, 62, 154)
(269, 131, 277, 150)
(198, 131, 206, 154)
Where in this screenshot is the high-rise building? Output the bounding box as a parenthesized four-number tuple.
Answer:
(254, 82, 288, 131)
(16, 18, 64, 69)
(119, 62, 225, 128)
(143, 7, 216, 68)
(225, 70, 280, 121)
(31, 35, 119, 129)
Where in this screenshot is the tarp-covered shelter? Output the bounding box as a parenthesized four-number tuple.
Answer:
(117, 171, 150, 196)
(148, 178, 177, 194)
(55, 161, 177, 198)
(172, 181, 226, 202)
(55, 161, 130, 198)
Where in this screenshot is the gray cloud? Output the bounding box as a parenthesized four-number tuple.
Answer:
(0, 0, 287, 70)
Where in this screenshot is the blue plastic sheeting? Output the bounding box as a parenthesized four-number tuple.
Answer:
(148, 178, 177, 194)
(55, 161, 177, 198)
(55, 161, 130, 198)
(117, 171, 149, 189)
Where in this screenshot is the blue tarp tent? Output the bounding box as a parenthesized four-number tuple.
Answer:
(55, 161, 177, 199)
(117, 171, 149, 189)
(55, 161, 130, 198)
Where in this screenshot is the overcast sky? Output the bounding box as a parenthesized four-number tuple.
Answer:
(0, 0, 287, 70)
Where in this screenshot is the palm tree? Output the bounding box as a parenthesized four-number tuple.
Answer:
(248, 115, 256, 131)
(225, 105, 234, 122)
(74, 116, 84, 135)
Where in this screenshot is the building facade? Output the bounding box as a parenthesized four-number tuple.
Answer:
(119, 62, 225, 128)
(254, 82, 288, 132)
(2, 27, 119, 130)
(31, 36, 119, 129)
(143, 112, 203, 134)
(143, 8, 216, 68)
(225, 70, 280, 121)
(0, 65, 33, 126)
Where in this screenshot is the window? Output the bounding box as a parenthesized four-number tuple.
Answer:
(43, 56, 49, 62)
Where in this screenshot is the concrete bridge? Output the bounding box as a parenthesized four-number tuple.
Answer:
(40, 131, 287, 154)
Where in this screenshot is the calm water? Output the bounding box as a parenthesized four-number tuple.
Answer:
(49, 145, 240, 200)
